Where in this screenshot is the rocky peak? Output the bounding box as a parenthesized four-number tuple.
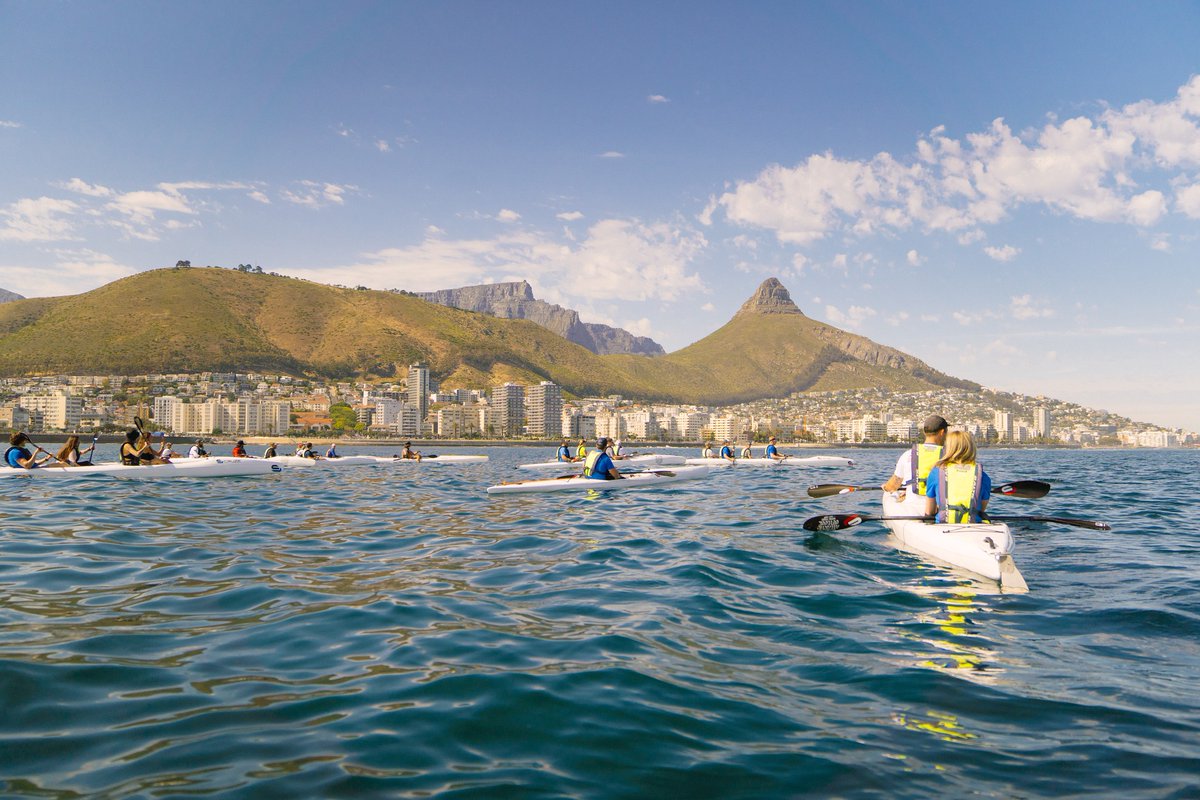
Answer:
(735, 278, 802, 317)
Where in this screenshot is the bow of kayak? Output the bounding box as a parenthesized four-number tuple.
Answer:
(1, 457, 282, 479)
(684, 455, 855, 468)
(519, 453, 682, 470)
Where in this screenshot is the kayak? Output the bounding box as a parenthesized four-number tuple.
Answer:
(684, 455, 855, 468)
(518, 454, 683, 470)
(880, 492, 1027, 590)
(367, 454, 489, 464)
(266, 455, 380, 467)
(487, 465, 709, 495)
(0, 457, 282, 479)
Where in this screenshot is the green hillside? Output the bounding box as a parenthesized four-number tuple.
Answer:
(0, 268, 976, 403)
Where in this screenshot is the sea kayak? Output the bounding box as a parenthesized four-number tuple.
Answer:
(518, 453, 683, 470)
(684, 455, 855, 468)
(487, 465, 709, 495)
(265, 455, 380, 467)
(880, 492, 1027, 590)
(367, 454, 489, 464)
(0, 457, 282, 479)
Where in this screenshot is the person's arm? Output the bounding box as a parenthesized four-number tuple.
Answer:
(924, 467, 939, 516)
(882, 475, 902, 492)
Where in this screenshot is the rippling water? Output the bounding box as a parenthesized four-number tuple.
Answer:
(2, 446, 1198, 798)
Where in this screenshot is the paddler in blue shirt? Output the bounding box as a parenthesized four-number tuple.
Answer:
(555, 439, 574, 462)
(718, 439, 736, 463)
(583, 437, 622, 480)
(4, 432, 53, 469)
(924, 430, 992, 523)
(765, 436, 788, 462)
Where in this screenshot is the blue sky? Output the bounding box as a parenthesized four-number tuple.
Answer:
(2, 1, 1199, 430)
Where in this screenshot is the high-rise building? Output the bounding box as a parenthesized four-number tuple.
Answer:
(1034, 407, 1051, 438)
(525, 381, 563, 437)
(407, 363, 430, 427)
(19, 391, 82, 430)
(491, 383, 525, 437)
(994, 411, 1013, 441)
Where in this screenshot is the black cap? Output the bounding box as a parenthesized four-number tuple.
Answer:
(597, 437, 609, 447)
(922, 414, 949, 433)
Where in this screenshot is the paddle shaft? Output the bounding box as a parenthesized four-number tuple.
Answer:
(804, 512, 1110, 532)
(808, 479, 1050, 499)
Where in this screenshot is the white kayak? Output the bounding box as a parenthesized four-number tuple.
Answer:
(684, 455, 855, 468)
(265, 455, 380, 467)
(0, 456, 282, 479)
(518, 453, 684, 470)
(487, 465, 709, 495)
(365, 454, 489, 464)
(880, 492, 1027, 590)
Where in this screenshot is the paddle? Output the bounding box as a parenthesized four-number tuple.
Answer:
(807, 480, 1051, 500)
(802, 512, 1111, 532)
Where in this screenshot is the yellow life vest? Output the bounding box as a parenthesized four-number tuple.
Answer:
(583, 449, 604, 478)
(938, 463, 983, 524)
(908, 444, 943, 495)
(577, 444, 587, 458)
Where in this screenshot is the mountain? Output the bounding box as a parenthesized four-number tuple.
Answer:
(0, 287, 24, 304)
(607, 278, 977, 404)
(417, 280, 665, 355)
(0, 268, 975, 404)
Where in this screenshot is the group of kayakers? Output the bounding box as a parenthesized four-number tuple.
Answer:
(699, 436, 789, 462)
(882, 414, 992, 524)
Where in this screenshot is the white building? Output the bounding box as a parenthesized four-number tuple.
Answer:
(491, 383, 525, 437)
(526, 381, 563, 437)
(407, 363, 430, 427)
(19, 392, 82, 430)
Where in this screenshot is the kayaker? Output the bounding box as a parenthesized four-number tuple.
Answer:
(159, 440, 176, 461)
(765, 436, 788, 462)
(54, 434, 95, 466)
(701, 441, 715, 459)
(555, 439, 573, 462)
(613, 439, 625, 457)
(741, 442, 753, 459)
(263, 443, 278, 458)
(326, 442, 339, 458)
(231, 440, 248, 458)
(575, 438, 588, 460)
(188, 439, 208, 459)
(121, 429, 165, 465)
(924, 430, 992, 523)
(400, 441, 422, 461)
(882, 414, 948, 499)
(583, 437, 622, 480)
(5, 432, 54, 469)
(297, 442, 317, 458)
(718, 440, 736, 463)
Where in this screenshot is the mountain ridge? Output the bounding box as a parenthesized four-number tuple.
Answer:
(417, 280, 665, 356)
(0, 268, 977, 403)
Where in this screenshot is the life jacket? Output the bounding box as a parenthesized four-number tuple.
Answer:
(937, 463, 985, 524)
(766, 444, 778, 457)
(907, 444, 943, 495)
(576, 445, 587, 458)
(120, 443, 141, 466)
(232, 445, 246, 457)
(701, 447, 713, 458)
(264, 447, 276, 458)
(583, 449, 609, 479)
(4, 446, 30, 468)
(720, 446, 733, 459)
(556, 446, 570, 461)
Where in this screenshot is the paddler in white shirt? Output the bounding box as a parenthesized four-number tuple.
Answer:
(882, 414, 948, 506)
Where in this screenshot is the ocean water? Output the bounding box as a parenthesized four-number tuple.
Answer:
(2, 446, 1198, 798)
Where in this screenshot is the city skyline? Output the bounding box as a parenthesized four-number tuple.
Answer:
(2, 3, 1199, 429)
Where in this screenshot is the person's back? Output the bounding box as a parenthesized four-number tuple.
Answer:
(5, 433, 46, 469)
(884, 415, 948, 510)
(701, 442, 714, 459)
(719, 441, 735, 462)
(556, 441, 572, 462)
(326, 443, 338, 458)
(925, 430, 992, 523)
(263, 444, 277, 459)
(583, 447, 616, 480)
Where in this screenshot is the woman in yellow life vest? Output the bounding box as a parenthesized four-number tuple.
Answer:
(924, 430, 992, 524)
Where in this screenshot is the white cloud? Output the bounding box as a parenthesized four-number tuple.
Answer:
(713, 75, 1200, 248)
(622, 317, 656, 337)
(598, 151, 625, 159)
(59, 178, 114, 198)
(831, 253, 847, 269)
(906, 249, 922, 266)
(0, 197, 80, 242)
(290, 218, 707, 304)
(496, 208, 521, 223)
(647, 94, 670, 104)
(0, 249, 136, 297)
(374, 139, 391, 153)
(281, 181, 356, 209)
(701, 302, 715, 312)
(1178, 181, 1200, 218)
(984, 244, 1020, 261)
(248, 191, 271, 204)
(886, 310, 911, 326)
(1150, 235, 1170, 252)
(557, 211, 584, 221)
(1010, 294, 1054, 320)
(0, 120, 21, 129)
(982, 338, 1020, 364)
(824, 304, 876, 329)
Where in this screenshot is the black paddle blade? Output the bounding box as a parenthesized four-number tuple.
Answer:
(990, 515, 1111, 531)
(802, 513, 864, 532)
(994, 480, 1051, 499)
(807, 484, 861, 498)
